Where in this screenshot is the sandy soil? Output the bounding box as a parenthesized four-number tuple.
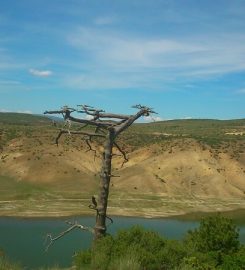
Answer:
(1, 137, 245, 218)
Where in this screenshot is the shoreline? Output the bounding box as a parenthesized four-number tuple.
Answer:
(1, 204, 245, 220)
(1, 194, 245, 220)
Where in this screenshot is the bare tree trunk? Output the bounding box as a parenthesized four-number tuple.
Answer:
(44, 105, 155, 247)
(94, 129, 115, 240)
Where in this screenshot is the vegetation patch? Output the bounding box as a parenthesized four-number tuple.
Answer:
(74, 215, 245, 270)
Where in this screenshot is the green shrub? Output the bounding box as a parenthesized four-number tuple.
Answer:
(0, 256, 22, 270)
(159, 239, 187, 269)
(108, 253, 141, 270)
(74, 215, 243, 270)
(74, 226, 188, 270)
(185, 215, 240, 254)
(112, 226, 172, 269)
(179, 256, 215, 270)
(74, 249, 92, 269)
(91, 235, 115, 270)
(219, 246, 245, 270)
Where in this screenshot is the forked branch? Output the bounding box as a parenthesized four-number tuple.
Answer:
(45, 221, 94, 252)
(85, 137, 98, 160)
(114, 142, 128, 167)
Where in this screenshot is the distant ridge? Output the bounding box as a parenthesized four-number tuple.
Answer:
(1, 112, 244, 127)
(42, 114, 64, 123)
(0, 112, 51, 125)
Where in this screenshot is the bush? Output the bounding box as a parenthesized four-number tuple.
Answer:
(0, 256, 22, 270)
(74, 226, 187, 270)
(74, 249, 92, 269)
(107, 253, 141, 270)
(112, 226, 166, 269)
(185, 214, 240, 254)
(74, 215, 243, 270)
(219, 246, 245, 270)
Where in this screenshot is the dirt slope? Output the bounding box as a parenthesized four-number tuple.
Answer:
(1, 136, 245, 199)
(1, 114, 245, 216)
(111, 141, 245, 199)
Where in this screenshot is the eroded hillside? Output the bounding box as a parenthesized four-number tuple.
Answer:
(0, 113, 245, 217)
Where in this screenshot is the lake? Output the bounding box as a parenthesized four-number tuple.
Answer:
(0, 211, 245, 269)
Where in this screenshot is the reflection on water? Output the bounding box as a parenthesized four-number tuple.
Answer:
(0, 210, 245, 269)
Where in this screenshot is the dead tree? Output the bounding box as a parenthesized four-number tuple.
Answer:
(44, 104, 155, 247)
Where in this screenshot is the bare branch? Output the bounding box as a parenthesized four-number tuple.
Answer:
(96, 113, 131, 120)
(61, 106, 76, 112)
(95, 126, 106, 134)
(77, 104, 131, 120)
(68, 114, 118, 128)
(55, 130, 64, 146)
(45, 109, 112, 128)
(55, 128, 101, 160)
(45, 221, 94, 252)
(78, 123, 89, 130)
(132, 104, 157, 114)
(77, 105, 105, 116)
(106, 215, 113, 226)
(55, 129, 105, 146)
(115, 106, 155, 135)
(44, 105, 155, 131)
(114, 142, 128, 167)
(85, 137, 98, 160)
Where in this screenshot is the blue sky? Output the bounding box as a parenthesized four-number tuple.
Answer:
(0, 0, 245, 120)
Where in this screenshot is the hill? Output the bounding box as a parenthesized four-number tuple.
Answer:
(0, 112, 52, 125)
(0, 112, 245, 217)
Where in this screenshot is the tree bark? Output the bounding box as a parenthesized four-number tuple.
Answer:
(94, 129, 115, 240)
(44, 105, 155, 244)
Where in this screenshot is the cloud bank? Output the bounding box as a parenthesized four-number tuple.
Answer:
(66, 27, 245, 90)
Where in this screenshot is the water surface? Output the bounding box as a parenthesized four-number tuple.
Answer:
(0, 211, 245, 269)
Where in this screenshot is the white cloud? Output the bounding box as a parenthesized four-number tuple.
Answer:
(144, 115, 163, 122)
(29, 68, 53, 77)
(68, 27, 203, 68)
(17, 110, 32, 114)
(68, 27, 245, 81)
(0, 109, 32, 114)
(0, 108, 9, 112)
